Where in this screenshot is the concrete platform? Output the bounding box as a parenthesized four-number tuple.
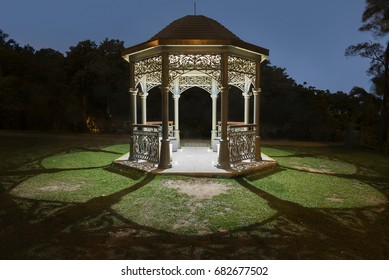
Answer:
(113, 147, 277, 178)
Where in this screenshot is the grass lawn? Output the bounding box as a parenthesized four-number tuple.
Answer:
(1, 131, 389, 259)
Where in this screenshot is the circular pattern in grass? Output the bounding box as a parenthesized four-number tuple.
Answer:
(10, 169, 134, 203)
(249, 169, 387, 208)
(10, 145, 134, 202)
(263, 147, 357, 175)
(111, 177, 277, 235)
(42, 151, 115, 169)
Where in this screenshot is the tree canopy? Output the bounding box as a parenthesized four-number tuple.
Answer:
(0, 28, 382, 147)
(346, 0, 389, 152)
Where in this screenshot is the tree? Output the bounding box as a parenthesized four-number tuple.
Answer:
(346, 0, 389, 152)
(65, 40, 98, 131)
(65, 39, 129, 132)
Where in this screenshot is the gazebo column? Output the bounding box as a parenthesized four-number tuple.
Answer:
(173, 94, 181, 148)
(253, 91, 258, 127)
(128, 61, 138, 161)
(217, 52, 231, 169)
(211, 79, 219, 147)
(139, 91, 148, 124)
(173, 79, 181, 149)
(254, 60, 262, 161)
(243, 91, 252, 124)
(128, 87, 138, 160)
(211, 94, 218, 146)
(159, 52, 172, 169)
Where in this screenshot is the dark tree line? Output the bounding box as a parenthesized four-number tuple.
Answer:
(346, 0, 389, 152)
(0, 30, 130, 132)
(260, 61, 380, 146)
(0, 28, 382, 147)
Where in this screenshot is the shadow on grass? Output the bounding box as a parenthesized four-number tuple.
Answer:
(234, 177, 388, 259)
(0, 173, 157, 259)
(1, 136, 389, 259)
(1, 166, 389, 259)
(0, 165, 111, 177)
(281, 164, 389, 187)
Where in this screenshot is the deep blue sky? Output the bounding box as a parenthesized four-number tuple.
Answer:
(0, 0, 379, 92)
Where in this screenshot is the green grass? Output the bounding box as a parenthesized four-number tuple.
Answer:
(112, 177, 276, 235)
(256, 146, 387, 208)
(10, 144, 134, 203)
(3, 133, 389, 236)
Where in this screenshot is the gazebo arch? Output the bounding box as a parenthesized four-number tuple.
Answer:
(122, 15, 269, 171)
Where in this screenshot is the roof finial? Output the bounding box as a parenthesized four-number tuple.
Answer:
(194, 2, 197, 15)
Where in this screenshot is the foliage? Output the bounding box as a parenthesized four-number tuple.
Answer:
(345, 41, 384, 77)
(359, 0, 389, 36)
(346, 0, 389, 152)
(0, 27, 383, 145)
(0, 31, 130, 132)
(260, 61, 380, 144)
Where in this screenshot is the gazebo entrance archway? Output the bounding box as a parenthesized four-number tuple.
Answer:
(179, 87, 213, 141)
(121, 15, 270, 173)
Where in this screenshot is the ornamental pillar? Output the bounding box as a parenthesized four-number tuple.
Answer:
(211, 94, 218, 146)
(211, 79, 219, 147)
(139, 91, 148, 124)
(254, 60, 262, 161)
(243, 91, 252, 124)
(129, 87, 138, 161)
(253, 91, 258, 125)
(173, 94, 181, 148)
(159, 52, 172, 169)
(217, 52, 230, 169)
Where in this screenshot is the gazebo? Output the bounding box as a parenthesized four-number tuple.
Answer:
(121, 15, 269, 172)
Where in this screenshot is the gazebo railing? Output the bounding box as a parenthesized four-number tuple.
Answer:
(146, 121, 174, 137)
(217, 121, 245, 137)
(228, 124, 257, 163)
(132, 124, 160, 163)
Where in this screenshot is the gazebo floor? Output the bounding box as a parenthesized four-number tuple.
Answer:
(112, 147, 277, 178)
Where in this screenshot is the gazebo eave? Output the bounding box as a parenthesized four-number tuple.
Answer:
(122, 39, 269, 62)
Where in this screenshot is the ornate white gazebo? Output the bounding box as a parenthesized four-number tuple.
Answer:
(122, 15, 269, 170)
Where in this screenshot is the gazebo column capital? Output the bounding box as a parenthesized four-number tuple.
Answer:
(242, 91, 252, 97)
(252, 88, 261, 95)
(139, 91, 148, 98)
(129, 88, 138, 95)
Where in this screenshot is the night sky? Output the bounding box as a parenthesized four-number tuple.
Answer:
(0, 0, 378, 92)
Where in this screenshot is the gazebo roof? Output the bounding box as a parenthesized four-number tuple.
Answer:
(150, 15, 242, 41)
(122, 15, 269, 59)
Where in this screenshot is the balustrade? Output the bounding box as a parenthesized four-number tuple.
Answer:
(228, 124, 257, 163)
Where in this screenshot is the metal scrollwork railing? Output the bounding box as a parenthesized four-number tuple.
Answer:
(228, 124, 256, 163)
(132, 124, 160, 163)
(217, 121, 245, 137)
(146, 121, 174, 137)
